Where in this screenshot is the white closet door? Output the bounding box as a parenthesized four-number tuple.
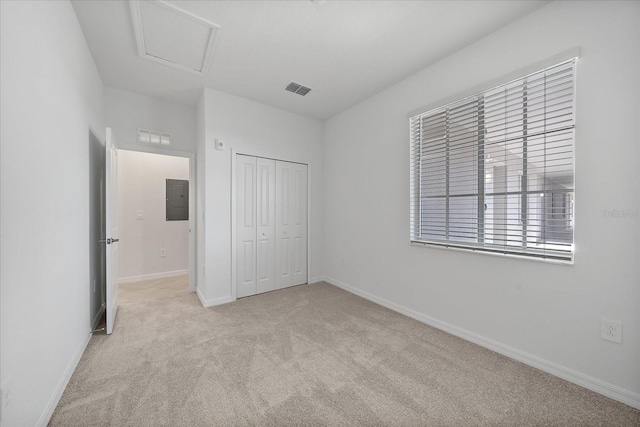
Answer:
(290, 162, 308, 286)
(275, 161, 307, 290)
(236, 155, 257, 298)
(256, 157, 276, 294)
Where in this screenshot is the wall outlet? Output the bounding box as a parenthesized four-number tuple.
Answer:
(136, 210, 143, 220)
(160, 248, 167, 258)
(601, 318, 622, 344)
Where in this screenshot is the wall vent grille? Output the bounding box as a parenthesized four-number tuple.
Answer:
(285, 82, 312, 96)
(138, 129, 172, 146)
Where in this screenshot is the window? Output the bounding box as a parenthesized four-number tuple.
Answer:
(410, 59, 576, 261)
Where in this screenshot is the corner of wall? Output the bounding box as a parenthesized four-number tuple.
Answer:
(196, 90, 207, 302)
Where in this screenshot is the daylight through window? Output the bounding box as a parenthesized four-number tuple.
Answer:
(410, 59, 576, 261)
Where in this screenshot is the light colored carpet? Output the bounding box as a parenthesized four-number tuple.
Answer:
(50, 276, 639, 426)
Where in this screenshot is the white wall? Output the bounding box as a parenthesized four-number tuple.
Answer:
(196, 93, 207, 299)
(323, 0, 640, 407)
(198, 88, 323, 305)
(104, 87, 196, 154)
(0, 1, 105, 425)
(117, 150, 189, 282)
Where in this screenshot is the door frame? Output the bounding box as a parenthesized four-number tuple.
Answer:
(231, 148, 311, 300)
(119, 145, 197, 293)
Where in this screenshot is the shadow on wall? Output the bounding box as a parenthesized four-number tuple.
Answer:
(88, 129, 105, 330)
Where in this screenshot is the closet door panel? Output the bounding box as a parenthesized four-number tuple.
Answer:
(236, 155, 257, 298)
(275, 161, 307, 289)
(290, 163, 308, 285)
(256, 157, 275, 294)
(275, 163, 292, 289)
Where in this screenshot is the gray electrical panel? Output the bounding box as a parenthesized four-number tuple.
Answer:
(166, 179, 189, 221)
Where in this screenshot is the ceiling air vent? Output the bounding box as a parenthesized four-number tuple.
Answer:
(285, 82, 312, 96)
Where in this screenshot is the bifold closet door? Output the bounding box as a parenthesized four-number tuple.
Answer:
(237, 155, 306, 297)
(255, 157, 276, 294)
(237, 155, 276, 298)
(236, 155, 257, 298)
(275, 161, 308, 290)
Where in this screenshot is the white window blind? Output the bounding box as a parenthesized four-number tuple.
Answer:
(410, 59, 576, 261)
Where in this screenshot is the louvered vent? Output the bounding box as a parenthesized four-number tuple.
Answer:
(285, 82, 312, 96)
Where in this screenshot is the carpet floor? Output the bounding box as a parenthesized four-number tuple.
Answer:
(50, 276, 639, 426)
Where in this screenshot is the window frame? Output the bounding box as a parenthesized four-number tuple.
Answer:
(409, 52, 578, 263)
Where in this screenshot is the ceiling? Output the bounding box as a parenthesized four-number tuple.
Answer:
(71, 0, 548, 121)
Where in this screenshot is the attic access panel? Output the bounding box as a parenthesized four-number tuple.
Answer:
(166, 179, 189, 221)
(130, 0, 221, 76)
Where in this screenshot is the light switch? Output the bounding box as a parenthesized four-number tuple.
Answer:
(136, 210, 143, 220)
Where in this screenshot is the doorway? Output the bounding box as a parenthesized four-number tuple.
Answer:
(116, 149, 193, 293)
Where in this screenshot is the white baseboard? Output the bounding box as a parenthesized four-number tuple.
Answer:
(308, 276, 325, 284)
(118, 269, 188, 284)
(324, 276, 640, 410)
(196, 287, 236, 308)
(37, 331, 92, 427)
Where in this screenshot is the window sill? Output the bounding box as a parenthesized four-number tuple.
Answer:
(410, 240, 574, 265)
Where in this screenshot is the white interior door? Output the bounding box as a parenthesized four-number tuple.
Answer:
(236, 155, 257, 298)
(256, 157, 276, 294)
(105, 127, 119, 334)
(275, 161, 307, 290)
